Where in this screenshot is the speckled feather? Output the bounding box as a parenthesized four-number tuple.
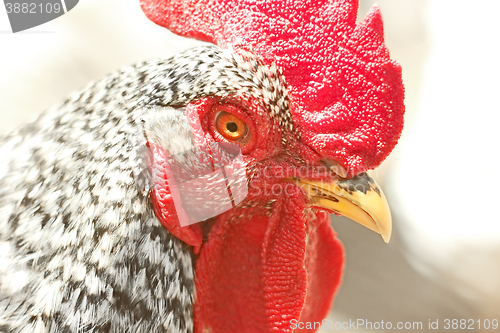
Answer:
(0, 46, 292, 333)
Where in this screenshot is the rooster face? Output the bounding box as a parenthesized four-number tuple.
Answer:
(141, 0, 404, 332)
(145, 46, 394, 333)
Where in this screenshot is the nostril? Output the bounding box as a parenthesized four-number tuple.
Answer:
(320, 158, 348, 178)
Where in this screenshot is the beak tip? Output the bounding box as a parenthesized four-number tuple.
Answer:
(381, 232, 391, 243)
(377, 216, 392, 243)
(379, 218, 392, 243)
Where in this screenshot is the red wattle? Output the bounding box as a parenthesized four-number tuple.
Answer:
(193, 185, 344, 333)
(297, 209, 344, 332)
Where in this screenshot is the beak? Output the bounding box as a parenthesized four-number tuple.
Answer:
(294, 172, 392, 243)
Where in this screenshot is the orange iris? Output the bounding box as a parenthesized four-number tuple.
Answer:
(215, 112, 248, 142)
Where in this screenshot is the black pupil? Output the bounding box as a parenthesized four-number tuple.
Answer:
(226, 122, 238, 133)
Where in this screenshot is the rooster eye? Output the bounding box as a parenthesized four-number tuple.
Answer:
(215, 111, 249, 143)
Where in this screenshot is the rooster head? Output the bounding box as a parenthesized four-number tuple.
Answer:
(140, 0, 404, 332)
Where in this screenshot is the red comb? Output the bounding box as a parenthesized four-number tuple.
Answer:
(141, 0, 405, 174)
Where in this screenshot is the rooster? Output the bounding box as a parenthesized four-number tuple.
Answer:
(0, 0, 404, 332)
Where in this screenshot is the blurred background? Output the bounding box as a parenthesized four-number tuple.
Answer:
(1, 0, 499, 331)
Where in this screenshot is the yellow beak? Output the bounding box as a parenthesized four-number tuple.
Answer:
(294, 172, 392, 243)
